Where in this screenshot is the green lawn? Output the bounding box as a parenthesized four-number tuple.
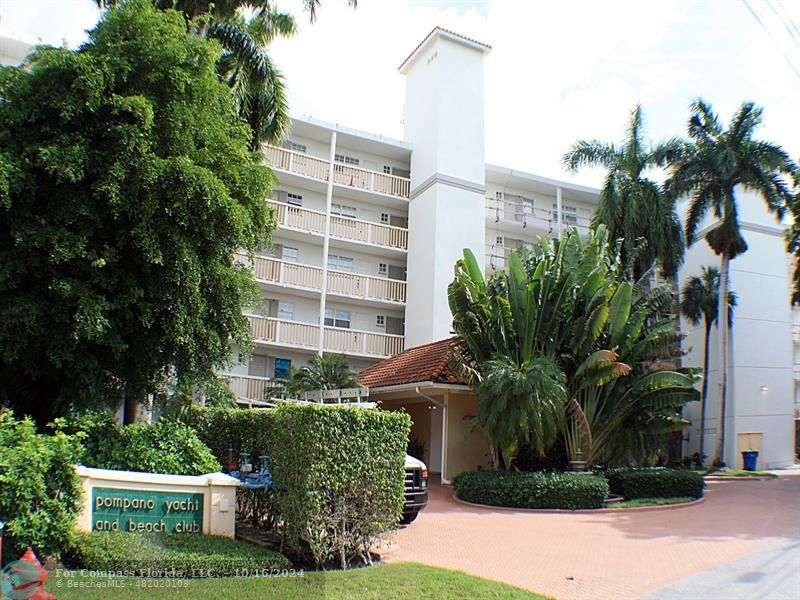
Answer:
(611, 496, 695, 508)
(46, 562, 549, 599)
(704, 469, 777, 478)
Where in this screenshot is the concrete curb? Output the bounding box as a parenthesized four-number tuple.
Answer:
(704, 476, 775, 482)
(452, 494, 706, 514)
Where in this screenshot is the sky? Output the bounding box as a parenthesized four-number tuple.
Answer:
(1, 0, 799, 188)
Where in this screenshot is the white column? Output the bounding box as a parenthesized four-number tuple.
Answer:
(318, 131, 337, 355)
(556, 186, 563, 239)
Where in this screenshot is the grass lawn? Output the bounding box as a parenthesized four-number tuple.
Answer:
(611, 496, 695, 508)
(703, 469, 777, 478)
(45, 562, 549, 599)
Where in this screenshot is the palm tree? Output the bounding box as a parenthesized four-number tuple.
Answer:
(97, 1, 356, 148)
(681, 266, 737, 465)
(563, 104, 685, 280)
(285, 353, 358, 395)
(668, 99, 796, 465)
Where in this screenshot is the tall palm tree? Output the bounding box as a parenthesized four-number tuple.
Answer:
(97, 1, 356, 148)
(668, 99, 796, 465)
(563, 104, 685, 280)
(681, 266, 737, 465)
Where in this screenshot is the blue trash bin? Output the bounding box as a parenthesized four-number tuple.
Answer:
(741, 450, 759, 471)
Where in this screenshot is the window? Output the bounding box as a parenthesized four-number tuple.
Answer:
(287, 192, 303, 206)
(334, 153, 359, 166)
(331, 203, 357, 218)
(281, 246, 299, 263)
(274, 358, 291, 379)
(378, 263, 388, 276)
(328, 254, 354, 272)
(553, 203, 578, 225)
(380, 212, 390, 224)
(376, 315, 385, 327)
(278, 301, 294, 321)
(325, 308, 351, 329)
(282, 140, 307, 153)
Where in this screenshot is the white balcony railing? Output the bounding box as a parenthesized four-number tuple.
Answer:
(246, 255, 406, 304)
(226, 374, 277, 404)
(485, 196, 591, 235)
(266, 200, 408, 251)
(245, 314, 404, 359)
(264, 145, 410, 199)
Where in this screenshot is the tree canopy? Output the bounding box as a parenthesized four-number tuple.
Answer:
(0, 0, 275, 424)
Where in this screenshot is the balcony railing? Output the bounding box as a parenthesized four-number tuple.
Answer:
(246, 255, 406, 304)
(226, 374, 277, 405)
(266, 200, 408, 251)
(245, 314, 404, 359)
(485, 196, 591, 234)
(264, 145, 410, 199)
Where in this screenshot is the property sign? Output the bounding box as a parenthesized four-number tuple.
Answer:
(92, 487, 203, 534)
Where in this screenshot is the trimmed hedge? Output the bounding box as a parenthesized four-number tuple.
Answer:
(453, 470, 609, 510)
(68, 531, 290, 577)
(54, 411, 220, 476)
(184, 406, 272, 468)
(0, 410, 84, 562)
(268, 404, 411, 569)
(605, 468, 705, 499)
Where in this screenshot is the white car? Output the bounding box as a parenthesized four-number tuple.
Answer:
(402, 454, 428, 524)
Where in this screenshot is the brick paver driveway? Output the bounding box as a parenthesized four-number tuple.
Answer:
(383, 472, 800, 600)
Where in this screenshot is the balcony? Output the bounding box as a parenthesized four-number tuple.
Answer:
(226, 374, 278, 406)
(246, 314, 405, 359)
(247, 255, 406, 304)
(266, 200, 408, 251)
(264, 145, 411, 199)
(486, 196, 591, 236)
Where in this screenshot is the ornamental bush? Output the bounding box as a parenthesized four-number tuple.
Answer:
(184, 406, 273, 467)
(453, 470, 609, 510)
(54, 411, 220, 476)
(604, 468, 705, 499)
(68, 531, 290, 577)
(0, 410, 83, 562)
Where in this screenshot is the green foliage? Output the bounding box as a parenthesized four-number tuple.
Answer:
(54, 411, 220, 475)
(285, 353, 359, 395)
(452, 470, 609, 510)
(611, 496, 694, 508)
(563, 104, 685, 279)
(268, 404, 410, 569)
(0, 410, 84, 562)
(183, 406, 273, 461)
(0, 0, 275, 425)
(604, 468, 705, 499)
(449, 227, 699, 469)
(68, 531, 290, 576)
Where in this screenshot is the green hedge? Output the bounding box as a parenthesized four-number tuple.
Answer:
(0, 410, 84, 562)
(184, 406, 272, 467)
(268, 404, 411, 569)
(54, 411, 220, 476)
(604, 468, 705, 499)
(453, 470, 609, 510)
(68, 531, 290, 577)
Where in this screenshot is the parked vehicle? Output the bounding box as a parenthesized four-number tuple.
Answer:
(402, 454, 428, 524)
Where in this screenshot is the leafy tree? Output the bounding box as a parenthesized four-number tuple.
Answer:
(97, 0, 357, 148)
(563, 105, 684, 280)
(681, 266, 737, 465)
(0, 0, 274, 425)
(285, 353, 359, 395)
(448, 227, 698, 469)
(786, 168, 800, 303)
(667, 99, 795, 464)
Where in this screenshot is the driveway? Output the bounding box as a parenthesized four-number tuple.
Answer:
(383, 472, 800, 600)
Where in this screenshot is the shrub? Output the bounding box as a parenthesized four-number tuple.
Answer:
(604, 468, 705, 499)
(453, 470, 609, 510)
(267, 404, 410, 569)
(54, 411, 220, 476)
(0, 410, 83, 562)
(183, 406, 272, 468)
(68, 531, 290, 577)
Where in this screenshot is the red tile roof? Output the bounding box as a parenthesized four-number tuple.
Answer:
(358, 337, 467, 389)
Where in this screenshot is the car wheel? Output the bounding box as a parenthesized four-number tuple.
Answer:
(400, 512, 418, 525)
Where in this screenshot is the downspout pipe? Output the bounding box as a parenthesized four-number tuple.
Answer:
(415, 386, 446, 482)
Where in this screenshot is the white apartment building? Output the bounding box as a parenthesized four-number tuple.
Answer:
(1, 28, 796, 467)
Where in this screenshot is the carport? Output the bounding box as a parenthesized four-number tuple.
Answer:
(358, 338, 491, 483)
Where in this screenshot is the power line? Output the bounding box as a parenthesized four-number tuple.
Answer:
(765, 0, 800, 50)
(741, 0, 800, 80)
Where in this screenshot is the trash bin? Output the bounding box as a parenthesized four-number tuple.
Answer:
(741, 450, 759, 471)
